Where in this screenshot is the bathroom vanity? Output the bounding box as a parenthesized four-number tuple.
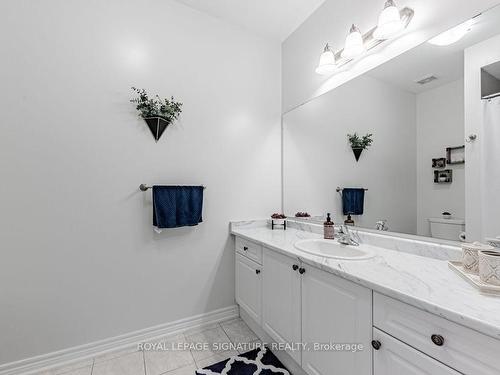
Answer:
(230, 5, 500, 374)
(231, 221, 500, 375)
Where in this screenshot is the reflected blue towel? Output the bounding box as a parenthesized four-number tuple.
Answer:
(152, 186, 204, 229)
(342, 188, 365, 215)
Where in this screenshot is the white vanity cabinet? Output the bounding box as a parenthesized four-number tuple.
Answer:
(261, 246, 372, 373)
(301, 264, 372, 375)
(262, 248, 302, 363)
(235, 238, 263, 325)
(372, 329, 460, 375)
(233, 234, 500, 375)
(373, 292, 500, 375)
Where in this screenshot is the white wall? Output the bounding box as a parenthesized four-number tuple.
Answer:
(416, 79, 465, 237)
(465, 34, 500, 240)
(0, 0, 281, 365)
(282, 0, 500, 113)
(283, 75, 417, 234)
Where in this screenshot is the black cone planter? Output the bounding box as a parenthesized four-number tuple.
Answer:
(144, 117, 170, 142)
(352, 147, 363, 162)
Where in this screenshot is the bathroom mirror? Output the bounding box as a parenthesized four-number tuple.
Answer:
(283, 5, 500, 242)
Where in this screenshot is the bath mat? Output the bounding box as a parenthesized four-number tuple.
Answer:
(195, 346, 291, 374)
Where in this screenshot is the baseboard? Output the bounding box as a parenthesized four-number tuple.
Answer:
(0, 305, 239, 375)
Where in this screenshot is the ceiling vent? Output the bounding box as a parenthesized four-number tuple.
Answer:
(415, 75, 438, 85)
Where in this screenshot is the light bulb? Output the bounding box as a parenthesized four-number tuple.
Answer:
(428, 19, 475, 46)
(373, 0, 404, 40)
(341, 24, 366, 59)
(315, 44, 337, 75)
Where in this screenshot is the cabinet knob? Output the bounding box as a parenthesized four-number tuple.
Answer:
(371, 340, 381, 350)
(431, 334, 444, 346)
(299, 267, 306, 274)
(243, 246, 248, 251)
(292, 264, 299, 271)
(256, 269, 261, 275)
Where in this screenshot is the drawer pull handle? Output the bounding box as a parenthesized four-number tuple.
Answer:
(292, 264, 299, 271)
(256, 269, 261, 275)
(371, 340, 381, 350)
(431, 334, 444, 346)
(243, 246, 248, 251)
(299, 267, 306, 274)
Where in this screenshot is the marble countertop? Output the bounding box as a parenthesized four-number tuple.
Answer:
(231, 222, 500, 341)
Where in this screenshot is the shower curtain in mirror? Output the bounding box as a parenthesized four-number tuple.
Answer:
(482, 97, 500, 238)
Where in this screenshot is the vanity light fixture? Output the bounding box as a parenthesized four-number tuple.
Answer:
(315, 43, 337, 75)
(373, 0, 405, 40)
(315, 1, 414, 75)
(341, 24, 366, 59)
(428, 19, 475, 46)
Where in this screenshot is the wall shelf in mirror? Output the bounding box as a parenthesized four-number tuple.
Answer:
(432, 158, 446, 169)
(434, 170, 453, 184)
(446, 145, 465, 165)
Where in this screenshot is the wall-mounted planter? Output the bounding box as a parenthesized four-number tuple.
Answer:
(144, 117, 171, 142)
(347, 133, 372, 162)
(352, 147, 363, 162)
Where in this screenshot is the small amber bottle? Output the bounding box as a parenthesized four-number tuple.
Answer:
(344, 214, 355, 226)
(324, 213, 335, 239)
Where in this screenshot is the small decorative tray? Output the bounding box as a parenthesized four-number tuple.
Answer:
(448, 261, 500, 296)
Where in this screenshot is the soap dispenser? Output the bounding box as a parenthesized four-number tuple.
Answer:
(344, 214, 355, 226)
(324, 213, 335, 239)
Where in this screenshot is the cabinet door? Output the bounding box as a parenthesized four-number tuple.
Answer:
(373, 328, 460, 375)
(301, 265, 372, 375)
(262, 248, 301, 363)
(235, 253, 262, 324)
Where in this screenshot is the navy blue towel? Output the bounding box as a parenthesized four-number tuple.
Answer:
(152, 186, 203, 229)
(342, 188, 365, 215)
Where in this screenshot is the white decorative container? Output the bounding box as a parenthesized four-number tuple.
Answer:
(462, 242, 494, 274)
(485, 237, 500, 248)
(479, 250, 500, 286)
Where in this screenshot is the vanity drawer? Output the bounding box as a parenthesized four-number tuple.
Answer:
(235, 236, 263, 264)
(373, 292, 500, 375)
(373, 328, 460, 375)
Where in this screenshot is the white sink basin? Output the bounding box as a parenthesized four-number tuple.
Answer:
(294, 239, 375, 260)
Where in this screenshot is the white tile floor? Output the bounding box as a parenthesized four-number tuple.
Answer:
(36, 318, 260, 375)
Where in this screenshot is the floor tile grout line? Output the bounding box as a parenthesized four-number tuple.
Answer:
(182, 331, 198, 369)
(92, 347, 141, 366)
(142, 349, 147, 375)
(183, 323, 221, 340)
(218, 322, 235, 345)
(188, 343, 198, 370)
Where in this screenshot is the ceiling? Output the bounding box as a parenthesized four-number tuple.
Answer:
(368, 4, 500, 94)
(174, 0, 327, 41)
(483, 61, 500, 80)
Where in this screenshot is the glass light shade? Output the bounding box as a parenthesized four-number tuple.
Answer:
(341, 25, 366, 59)
(315, 44, 337, 75)
(373, 0, 404, 40)
(428, 19, 474, 46)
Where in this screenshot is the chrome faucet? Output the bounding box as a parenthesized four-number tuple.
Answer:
(337, 225, 359, 246)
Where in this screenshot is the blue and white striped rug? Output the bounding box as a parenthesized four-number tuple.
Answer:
(195, 346, 290, 375)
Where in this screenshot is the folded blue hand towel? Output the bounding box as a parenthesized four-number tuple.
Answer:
(342, 188, 365, 216)
(152, 186, 204, 230)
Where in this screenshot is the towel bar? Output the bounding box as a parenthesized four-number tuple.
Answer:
(336, 187, 368, 192)
(139, 184, 206, 191)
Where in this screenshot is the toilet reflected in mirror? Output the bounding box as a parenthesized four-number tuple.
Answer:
(428, 217, 466, 241)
